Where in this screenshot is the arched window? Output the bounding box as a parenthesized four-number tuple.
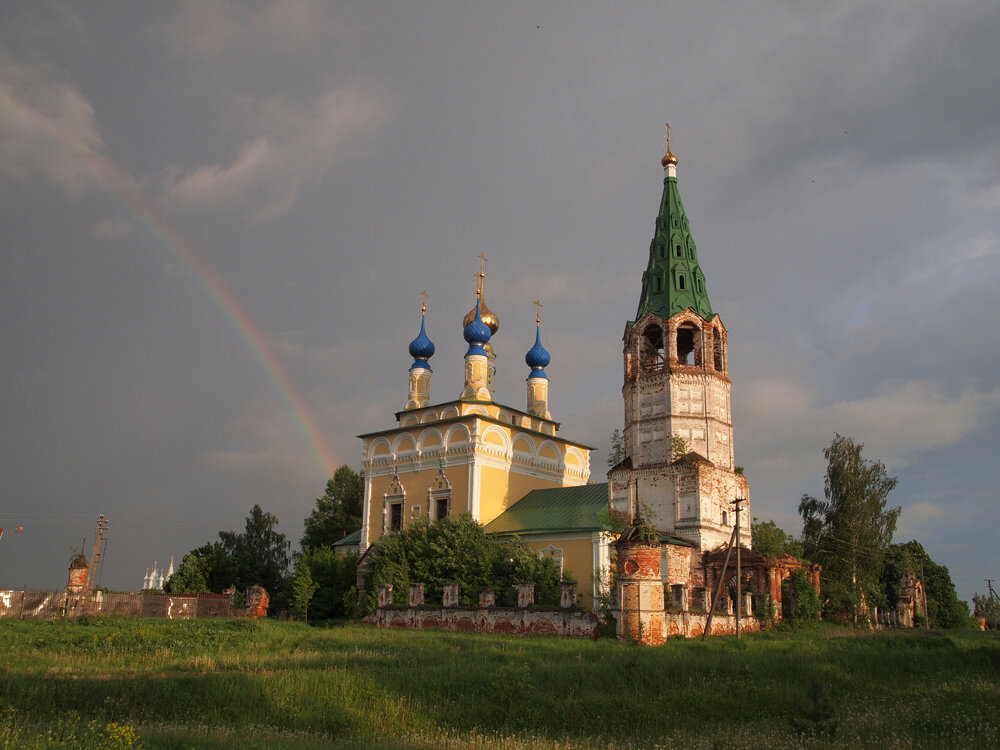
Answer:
(678, 274, 686, 291)
(639, 324, 665, 372)
(676, 322, 701, 367)
(722, 511, 728, 526)
(385, 475, 405, 531)
(713, 328, 724, 371)
(675, 244, 682, 257)
(428, 467, 452, 520)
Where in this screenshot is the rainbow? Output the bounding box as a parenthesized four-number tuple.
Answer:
(11, 93, 339, 481)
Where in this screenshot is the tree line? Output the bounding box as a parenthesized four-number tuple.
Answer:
(752, 433, 971, 628)
(164, 464, 364, 618)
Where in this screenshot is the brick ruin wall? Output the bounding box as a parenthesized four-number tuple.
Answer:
(364, 582, 600, 640)
(0, 588, 270, 621)
(365, 605, 601, 639)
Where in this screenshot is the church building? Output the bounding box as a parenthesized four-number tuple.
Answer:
(355, 136, 750, 610)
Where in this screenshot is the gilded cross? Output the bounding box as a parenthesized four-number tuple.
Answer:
(534, 299, 543, 325)
(476, 253, 487, 294)
(420, 289, 428, 313)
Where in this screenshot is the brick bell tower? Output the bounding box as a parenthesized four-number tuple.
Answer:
(608, 130, 749, 552)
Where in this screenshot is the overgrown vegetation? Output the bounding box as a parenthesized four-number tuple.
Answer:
(780, 569, 822, 625)
(750, 518, 804, 559)
(880, 539, 969, 629)
(0, 618, 997, 749)
(164, 504, 292, 612)
(973, 592, 1000, 630)
(362, 514, 561, 612)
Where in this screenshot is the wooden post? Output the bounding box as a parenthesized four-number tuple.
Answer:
(734, 497, 745, 639)
(702, 523, 739, 642)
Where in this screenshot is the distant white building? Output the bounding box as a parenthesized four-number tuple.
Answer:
(142, 556, 174, 591)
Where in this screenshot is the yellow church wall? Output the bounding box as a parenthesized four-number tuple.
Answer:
(364, 464, 472, 547)
(525, 536, 599, 610)
(476, 464, 567, 525)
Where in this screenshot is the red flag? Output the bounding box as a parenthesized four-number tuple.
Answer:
(0, 528, 4, 542)
(14, 527, 23, 532)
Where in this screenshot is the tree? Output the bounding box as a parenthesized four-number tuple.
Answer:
(607, 429, 625, 468)
(162, 552, 210, 594)
(301, 465, 364, 552)
(297, 546, 360, 620)
(751, 518, 805, 559)
(290, 559, 319, 621)
(799, 434, 900, 624)
(165, 504, 292, 610)
(880, 540, 969, 629)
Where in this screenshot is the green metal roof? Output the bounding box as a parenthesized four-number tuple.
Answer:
(656, 532, 694, 548)
(483, 483, 610, 536)
(634, 166, 714, 321)
(332, 528, 362, 547)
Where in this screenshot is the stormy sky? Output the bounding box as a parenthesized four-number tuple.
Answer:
(2, 1, 998, 602)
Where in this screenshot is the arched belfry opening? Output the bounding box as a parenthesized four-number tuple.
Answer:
(639, 324, 666, 372)
(676, 322, 702, 367)
(713, 326, 724, 372)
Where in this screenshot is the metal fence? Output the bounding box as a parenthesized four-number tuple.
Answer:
(0, 589, 237, 621)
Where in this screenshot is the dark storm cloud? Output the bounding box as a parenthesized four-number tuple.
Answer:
(1, 1, 997, 602)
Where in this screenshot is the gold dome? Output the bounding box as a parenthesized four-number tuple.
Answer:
(463, 294, 500, 335)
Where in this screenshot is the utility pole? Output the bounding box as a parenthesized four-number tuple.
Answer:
(702, 522, 738, 642)
(734, 497, 745, 639)
(85, 515, 108, 591)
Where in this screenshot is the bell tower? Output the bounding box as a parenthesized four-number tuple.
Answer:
(608, 130, 748, 552)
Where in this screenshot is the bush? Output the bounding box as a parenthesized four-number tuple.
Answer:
(361, 514, 560, 612)
(300, 547, 360, 620)
(781, 569, 821, 625)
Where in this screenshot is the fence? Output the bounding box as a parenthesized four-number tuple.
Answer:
(0, 589, 239, 621)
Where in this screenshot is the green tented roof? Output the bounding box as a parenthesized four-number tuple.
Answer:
(634, 169, 714, 321)
(332, 528, 362, 547)
(483, 483, 610, 536)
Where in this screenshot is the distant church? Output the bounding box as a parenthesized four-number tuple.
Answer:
(349, 136, 749, 609)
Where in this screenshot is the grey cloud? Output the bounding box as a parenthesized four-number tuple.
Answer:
(160, 83, 389, 221)
(0, 53, 104, 193)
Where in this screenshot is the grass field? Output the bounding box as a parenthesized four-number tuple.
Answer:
(1, 617, 998, 749)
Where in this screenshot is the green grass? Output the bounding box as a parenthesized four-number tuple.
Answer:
(1, 617, 998, 748)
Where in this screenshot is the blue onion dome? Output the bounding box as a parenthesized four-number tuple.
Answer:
(525, 321, 550, 378)
(408, 310, 435, 370)
(463, 297, 492, 356)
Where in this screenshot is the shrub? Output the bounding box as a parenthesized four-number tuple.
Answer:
(361, 514, 560, 612)
(781, 569, 821, 625)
